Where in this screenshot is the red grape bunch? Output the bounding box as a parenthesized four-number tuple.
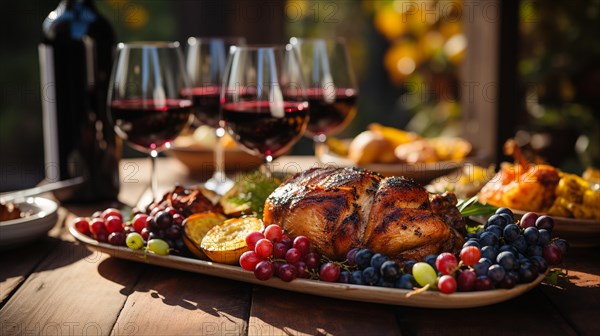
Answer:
(72, 206, 188, 256)
(240, 224, 341, 282)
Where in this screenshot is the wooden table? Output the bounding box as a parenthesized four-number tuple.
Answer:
(1, 157, 599, 336)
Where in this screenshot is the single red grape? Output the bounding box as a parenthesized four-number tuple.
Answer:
(543, 244, 562, 265)
(255, 238, 274, 259)
(102, 208, 122, 221)
(105, 215, 124, 233)
(285, 248, 302, 264)
(294, 261, 310, 278)
(108, 232, 126, 246)
(240, 251, 262, 271)
(293, 236, 311, 255)
(535, 215, 554, 231)
(273, 242, 288, 259)
(519, 212, 538, 229)
(280, 235, 293, 249)
(319, 262, 341, 282)
(254, 260, 274, 281)
(155, 211, 173, 229)
(245, 231, 265, 251)
(132, 214, 148, 233)
(264, 224, 283, 243)
(89, 218, 107, 236)
(278, 264, 298, 282)
(304, 252, 320, 270)
(438, 275, 457, 294)
(460, 246, 481, 266)
(474, 276, 494, 291)
(346, 247, 360, 266)
(435, 252, 458, 275)
(73, 217, 91, 235)
(457, 269, 477, 292)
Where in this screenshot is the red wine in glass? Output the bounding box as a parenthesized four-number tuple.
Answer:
(110, 98, 192, 152)
(186, 86, 221, 128)
(305, 87, 358, 137)
(222, 101, 309, 158)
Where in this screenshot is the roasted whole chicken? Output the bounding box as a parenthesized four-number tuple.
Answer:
(263, 167, 464, 263)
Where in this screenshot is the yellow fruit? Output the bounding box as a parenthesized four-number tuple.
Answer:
(368, 123, 420, 147)
(182, 212, 228, 260)
(200, 217, 264, 265)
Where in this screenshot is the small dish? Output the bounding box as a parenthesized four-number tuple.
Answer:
(0, 197, 59, 249)
(320, 147, 464, 184)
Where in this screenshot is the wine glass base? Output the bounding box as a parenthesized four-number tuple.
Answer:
(204, 176, 234, 195)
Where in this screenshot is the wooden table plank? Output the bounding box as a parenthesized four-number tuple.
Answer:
(0, 230, 143, 335)
(248, 286, 402, 336)
(111, 267, 252, 336)
(394, 287, 577, 335)
(540, 247, 600, 336)
(0, 208, 66, 306)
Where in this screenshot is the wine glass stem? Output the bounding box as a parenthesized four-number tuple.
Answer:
(212, 127, 227, 182)
(314, 134, 327, 162)
(150, 150, 159, 201)
(262, 155, 274, 180)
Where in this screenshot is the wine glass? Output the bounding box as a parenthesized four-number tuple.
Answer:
(108, 42, 192, 201)
(289, 37, 358, 158)
(185, 37, 245, 194)
(221, 45, 309, 177)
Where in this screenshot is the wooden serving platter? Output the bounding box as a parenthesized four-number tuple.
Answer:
(68, 223, 547, 309)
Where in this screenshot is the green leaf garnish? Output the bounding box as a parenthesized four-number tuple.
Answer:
(545, 269, 568, 286)
(458, 195, 498, 217)
(227, 171, 280, 218)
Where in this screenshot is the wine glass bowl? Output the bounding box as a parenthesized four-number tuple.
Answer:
(108, 41, 192, 200)
(184, 37, 245, 194)
(289, 37, 358, 145)
(185, 37, 246, 129)
(221, 45, 309, 169)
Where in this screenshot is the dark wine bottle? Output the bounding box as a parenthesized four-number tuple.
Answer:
(39, 0, 120, 202)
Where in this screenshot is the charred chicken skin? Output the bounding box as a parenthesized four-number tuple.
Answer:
(263, 167, 463, 263)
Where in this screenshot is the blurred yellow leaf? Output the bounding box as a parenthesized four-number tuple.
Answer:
(419, 31, 444, 59)
(374, 6, 406, 40)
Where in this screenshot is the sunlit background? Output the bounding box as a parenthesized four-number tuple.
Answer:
(1, 0, 599, 192)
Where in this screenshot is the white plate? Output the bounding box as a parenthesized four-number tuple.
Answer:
(69, 221, 546, 308)
(0, 197, 59, 249)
